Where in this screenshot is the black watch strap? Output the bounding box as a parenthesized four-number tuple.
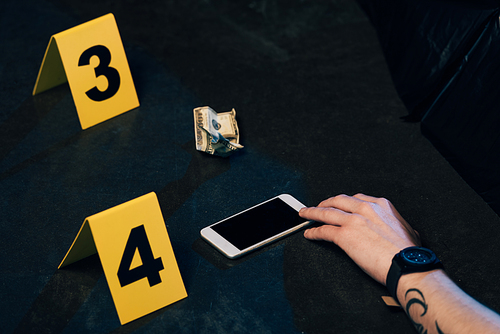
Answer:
(386, 256, 404, 300)
(386, 247, 443, 301)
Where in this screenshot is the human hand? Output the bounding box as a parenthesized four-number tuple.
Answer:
(299, 194, 421, 285)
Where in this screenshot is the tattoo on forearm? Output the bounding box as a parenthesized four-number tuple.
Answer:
(405, 289, 444, 334)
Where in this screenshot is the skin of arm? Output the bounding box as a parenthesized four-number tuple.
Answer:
(298, 193, 500, 334)
(397, 270, 500, 334)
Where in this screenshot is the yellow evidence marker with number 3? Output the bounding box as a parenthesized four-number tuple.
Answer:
(59, 193, 187, 325)
(33, 13, 139, 129)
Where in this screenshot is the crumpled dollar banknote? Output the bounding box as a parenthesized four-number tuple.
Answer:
(193, 106, 244, 157)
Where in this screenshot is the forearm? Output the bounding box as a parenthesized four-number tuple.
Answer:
(397, 270, 500, 333)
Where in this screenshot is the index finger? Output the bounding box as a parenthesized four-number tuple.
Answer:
(299, 206, 350, 226)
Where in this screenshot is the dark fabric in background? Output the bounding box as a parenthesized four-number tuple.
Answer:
(357, 0, 500, 215)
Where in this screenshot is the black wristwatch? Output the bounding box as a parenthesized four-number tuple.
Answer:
(386, 246, 443, 300)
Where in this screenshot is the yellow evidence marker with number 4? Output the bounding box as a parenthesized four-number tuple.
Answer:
(33, 13, 139, 129)
(59, 193, 187, 325)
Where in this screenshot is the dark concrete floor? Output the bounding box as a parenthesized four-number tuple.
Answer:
(2, 0, 500, 333)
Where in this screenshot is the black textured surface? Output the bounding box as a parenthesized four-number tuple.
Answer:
(2, 0, 500, 333)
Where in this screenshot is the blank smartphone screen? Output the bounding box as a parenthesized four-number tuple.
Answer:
(211, 198, 307, 250)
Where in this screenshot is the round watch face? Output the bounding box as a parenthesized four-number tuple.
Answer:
(401, 247, 436, 264)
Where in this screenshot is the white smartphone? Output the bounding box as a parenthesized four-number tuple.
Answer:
(200, 194, 311, 259)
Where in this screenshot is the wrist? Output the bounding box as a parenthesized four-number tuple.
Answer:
(386, 246, 444, 303)
(395, 269, 446, 305)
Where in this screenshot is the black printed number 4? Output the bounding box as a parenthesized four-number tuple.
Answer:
(78, 45, 121, 102)
(118, 225, 164, 288)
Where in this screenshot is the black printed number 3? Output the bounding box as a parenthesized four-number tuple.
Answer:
(78, 45, 121, 102)
(118, 225, 164, 288)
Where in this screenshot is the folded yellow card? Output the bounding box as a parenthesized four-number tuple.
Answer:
(33, 13, 139, 129)
(59, 192, 187, 325)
